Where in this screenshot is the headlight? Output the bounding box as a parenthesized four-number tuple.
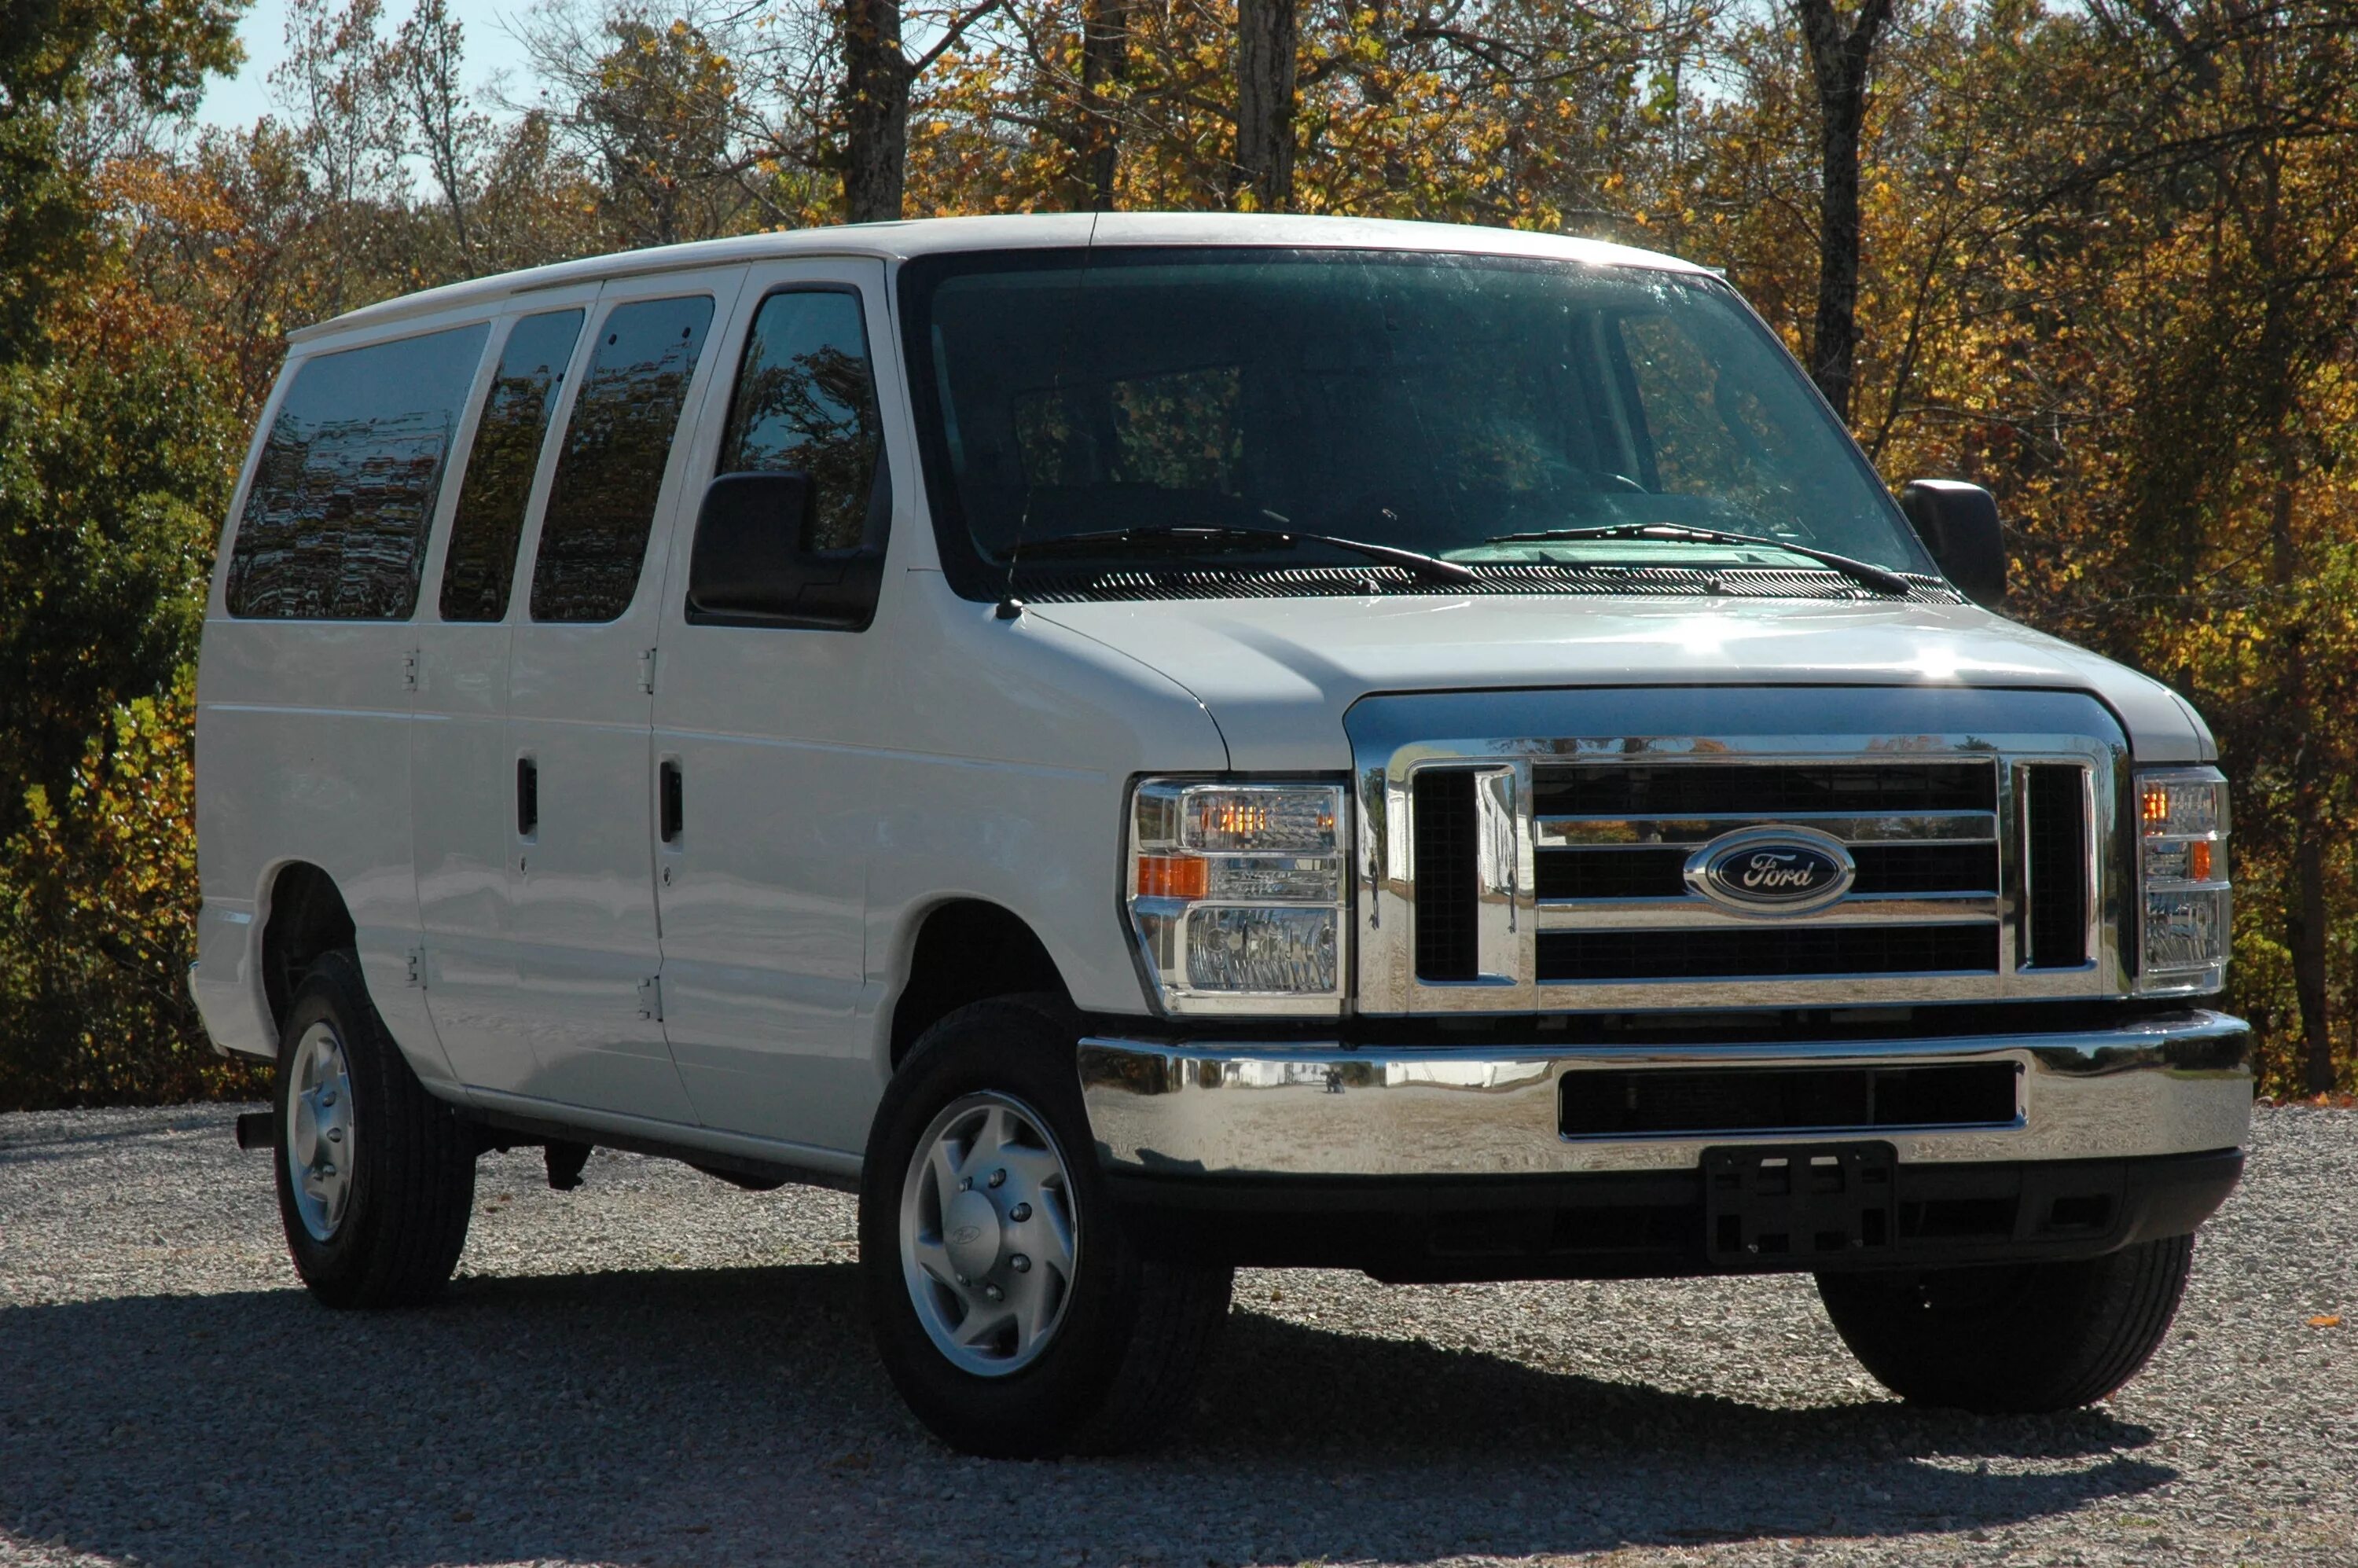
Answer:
(1126, 778, 1348, 1015)
(2134, 767, 2229, 993)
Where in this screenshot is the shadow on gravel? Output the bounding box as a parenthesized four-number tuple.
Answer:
(0, 1263, 2173, 1567)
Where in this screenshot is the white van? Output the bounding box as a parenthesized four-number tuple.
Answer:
(193, 214, 2249, 1456)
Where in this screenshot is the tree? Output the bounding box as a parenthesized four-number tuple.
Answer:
(1792, 0, 1897, 421)
(271, 0, 403, 211)
(1074, 0, 1135, 209)
(394, 0, 490, 268)
(840, 0, 1003, 221)
(0, 0, 243, 358)
(1234, 0, 1298, 209)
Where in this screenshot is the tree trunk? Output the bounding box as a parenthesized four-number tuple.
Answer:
(842, 0, 913, 223)
(2265, 432, 2336, 1093)
(1793, 0, 1895, 424)
(1234, 0, 1298, 211)
(2294, 811, 2334, 1092)
(1077, 0, 1134, 211)
(2247, 114, 2337, 1094)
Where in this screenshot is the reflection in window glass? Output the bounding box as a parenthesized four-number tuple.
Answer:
(530, 296, 713, 622)
(226, 323, 489, 619)
(912, 252, 1923, 572)
(719, 290, 882, 553)
(1015, 366, 1241, 495)
(1618, 312, 1787, 506)
(440, 310, 582, 622)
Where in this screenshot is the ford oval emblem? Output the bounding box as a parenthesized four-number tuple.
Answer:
(1684, 825, 1857, 916)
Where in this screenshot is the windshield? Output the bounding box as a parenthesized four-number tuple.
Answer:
(900, 248, 1934, 595)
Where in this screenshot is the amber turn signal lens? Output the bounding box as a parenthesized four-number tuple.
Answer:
(2141, 785, 2171, 826)
(1135, 854, 1209, 901)
(2188, 840, 2213, 881)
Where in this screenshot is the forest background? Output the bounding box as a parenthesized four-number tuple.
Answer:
(3, 0, 2355, 1109)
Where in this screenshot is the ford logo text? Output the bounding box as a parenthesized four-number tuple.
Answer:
(1684, 825, 1857, 916)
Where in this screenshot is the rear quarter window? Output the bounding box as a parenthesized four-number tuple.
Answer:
(226, 323, 490, 620)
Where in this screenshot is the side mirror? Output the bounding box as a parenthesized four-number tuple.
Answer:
(1901, 479, 2007, 606)
(687, 471, 881, 630)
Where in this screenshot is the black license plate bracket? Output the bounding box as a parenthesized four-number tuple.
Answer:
(1702, 1140, 1897, 1267)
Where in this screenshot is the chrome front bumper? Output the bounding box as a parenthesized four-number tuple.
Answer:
(1078, 1010, 2251, 1178)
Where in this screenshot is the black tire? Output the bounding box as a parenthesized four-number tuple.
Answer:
(859, 996, 1232, 1458)
(273, 949, 476, 1308)
(1815, 1234, 2196, 1412)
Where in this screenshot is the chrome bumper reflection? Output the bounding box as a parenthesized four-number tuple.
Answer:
(1078, 1011, 2251, 1177)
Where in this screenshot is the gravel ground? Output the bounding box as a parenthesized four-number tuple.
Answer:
(1, 1103, 2350, 1568)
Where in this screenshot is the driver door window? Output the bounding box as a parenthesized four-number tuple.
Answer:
(718, 288, 885, 553)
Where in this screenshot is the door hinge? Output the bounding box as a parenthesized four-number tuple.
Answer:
(636, 975, 663, 1022)
(638, 647, 658, 695)
(401, 649, 421, 692)
(406, 948, 426, 988)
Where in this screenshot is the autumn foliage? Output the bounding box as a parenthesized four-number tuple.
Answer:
(2, 0, 2354, 1107)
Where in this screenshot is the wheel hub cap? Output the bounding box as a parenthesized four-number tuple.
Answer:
(899, 1091, 1078, 1377)
(943, 1188, 1003, 1279)
(285, 1021, 355, 1243)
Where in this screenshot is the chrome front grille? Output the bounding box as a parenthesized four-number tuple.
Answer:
(1349, 687, 2128, 1015)
(1526, 758, 2006, 983)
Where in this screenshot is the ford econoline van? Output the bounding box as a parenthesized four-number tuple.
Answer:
(193, 214, 2249, 1456)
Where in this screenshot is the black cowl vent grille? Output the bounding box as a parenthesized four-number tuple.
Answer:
(1018, 563, 1964, 606)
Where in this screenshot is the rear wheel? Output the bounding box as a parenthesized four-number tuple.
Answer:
(1815, 1235, 2196, 1412)
(859, 997, 1232, 1457)
(273, 950, 476, 1307)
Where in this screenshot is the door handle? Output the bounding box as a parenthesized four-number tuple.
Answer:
(659, 758, 683, 845)
(516, 757, 538, 837)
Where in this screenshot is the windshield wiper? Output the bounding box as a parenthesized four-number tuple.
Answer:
(1478, 522, 1914, 597)
(1012, 523, 1478, 585)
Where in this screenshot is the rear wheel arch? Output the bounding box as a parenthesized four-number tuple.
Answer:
(259, 861, 356, 1037)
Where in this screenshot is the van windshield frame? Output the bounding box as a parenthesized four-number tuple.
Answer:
(898, 246, 1937, 602)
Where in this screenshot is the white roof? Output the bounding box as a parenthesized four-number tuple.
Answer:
(288, 212, 1713, 344)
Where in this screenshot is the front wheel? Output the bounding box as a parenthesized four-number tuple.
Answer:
(1815, 1234, 2196, 1413)
(859, 997, 1232, 1457)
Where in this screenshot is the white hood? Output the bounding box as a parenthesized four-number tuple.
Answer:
(1027, 593, 2215, 772)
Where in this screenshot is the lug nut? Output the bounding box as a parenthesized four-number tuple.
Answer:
(1008, 1203, 1031, 1223)
(983, 1283, 1004, 1302)
(956, 1274, 970, 1286)
(987, 1169, 1006, 1188)
(958, 1177, 971, 1191)
(327, 1128, 343, 1144)
(320, 1091, 336, 1107)
(1009, 1254, 1030, 1274)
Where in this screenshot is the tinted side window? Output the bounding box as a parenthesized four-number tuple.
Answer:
(530, 296, 714, 623)
(226, 323, 488, 619)
(439, 310, 583, 622)
(719, 289, 883, 553)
